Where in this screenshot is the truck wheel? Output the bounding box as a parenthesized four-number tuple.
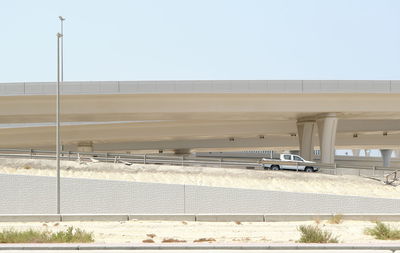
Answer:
(305, 167, 314, 172)
(271, 165, 280, 170)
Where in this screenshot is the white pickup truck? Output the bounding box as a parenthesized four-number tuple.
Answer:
(260, 154, 318, 172)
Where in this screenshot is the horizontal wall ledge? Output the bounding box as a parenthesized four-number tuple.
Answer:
(128, 214, 196, 221)
(61, 214, 129, 222)
(196, 214, 265, 222)
(0, 215, 61, 222)
(0, 213, 400, 222)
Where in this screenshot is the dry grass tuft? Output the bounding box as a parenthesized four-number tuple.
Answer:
(314, 217, 321, 224)
(146, 234, 156, 238)
(297, 225, 338, 243)
(329, 214, 343, 224)
(234, 221, 242, 225)
(0, 226, 93, 243)
(365, 222, 400, 240)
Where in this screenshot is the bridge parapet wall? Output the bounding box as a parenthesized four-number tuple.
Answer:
(1, 80, 400, 96)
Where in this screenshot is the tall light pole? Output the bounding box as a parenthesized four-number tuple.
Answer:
(59, 16, 65, 82)
(56, 16, 65, 214)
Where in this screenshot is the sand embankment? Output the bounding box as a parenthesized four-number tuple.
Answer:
(0, 158, 399, 199)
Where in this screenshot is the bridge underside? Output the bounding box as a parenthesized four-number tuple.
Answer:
(0, 119, 399, 151)
(1, 92, 400, 162)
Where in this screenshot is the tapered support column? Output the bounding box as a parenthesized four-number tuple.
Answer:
(352, 149, 360, 156)
(394, 150, 400, 158)
(317, 114, 338, 164)
(297, 121, 316, 161)
(365, 149, 371, 157)
(380, 149, 393, 167)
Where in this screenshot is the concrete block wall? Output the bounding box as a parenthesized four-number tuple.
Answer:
(1, 174, 399, 214)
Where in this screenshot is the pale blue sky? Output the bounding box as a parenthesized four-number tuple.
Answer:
(1, 0, 400, 82)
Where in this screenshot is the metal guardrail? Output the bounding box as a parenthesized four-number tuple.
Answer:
(0, 148, 399, 180)
(0, 148, 260, 170)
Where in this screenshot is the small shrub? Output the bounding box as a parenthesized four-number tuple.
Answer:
(146, 233, 156, 238)
(182, 221, 188, 225)
(50, 227, 94, 243)
(314, 217, 321, 224)
(234, 221, 242, 225)
(297, 225, 338, 243)
(0, 226, 93, 243)
(329, 214, 343, 224)
(193, 238, 216, 243)
(0, 229, 49, 243)
(162, 238, 186, 243)
(365, 222, 400, 240)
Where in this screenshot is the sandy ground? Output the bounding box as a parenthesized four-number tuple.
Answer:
(0, 158, 399, 199)
(0, 220, 399, 244)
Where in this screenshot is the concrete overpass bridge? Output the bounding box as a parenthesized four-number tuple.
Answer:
(1, 80, 400, 164)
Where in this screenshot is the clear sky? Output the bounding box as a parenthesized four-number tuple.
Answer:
(1, 0, 400, 82)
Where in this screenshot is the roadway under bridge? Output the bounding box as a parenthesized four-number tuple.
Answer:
(1, 80, 400, 164)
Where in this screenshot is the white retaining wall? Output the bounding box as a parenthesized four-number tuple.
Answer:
(1, 174, 399, 214)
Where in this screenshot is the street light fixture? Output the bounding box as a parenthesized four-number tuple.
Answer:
(56, 16, 65, 214)
(59, 16, 65, 82)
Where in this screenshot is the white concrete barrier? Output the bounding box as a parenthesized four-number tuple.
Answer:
(196, 214, 264, 222)
(0, 215, 61, 222)
(263, 213, 400, 222)
(61, 214, 129, 221)
(129, 214, 195, 221)
(343, 214, 400, 221)
(264, 214, 333, 222)
(0, 213, 400, 222)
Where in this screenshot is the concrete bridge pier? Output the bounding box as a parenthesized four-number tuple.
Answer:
(297, 120, 316, 161)
(380, 149, 393, 167)
(317, 113, 338, 164)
